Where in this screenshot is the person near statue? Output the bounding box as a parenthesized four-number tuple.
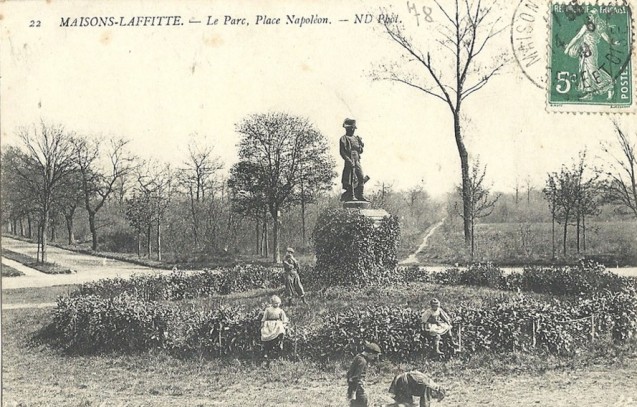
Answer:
(340, 118, 370, 202)
(283, 247, 307, 306)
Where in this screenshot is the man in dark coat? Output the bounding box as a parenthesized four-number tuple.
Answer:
(385, 370, 446, 407)
(347, 341, 381, 407)
(340, 118, 369, 201)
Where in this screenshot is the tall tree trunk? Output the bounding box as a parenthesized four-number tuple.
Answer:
(562, 212, 569, 256)
(157, 215, 162, 261)
(189, 190, 199, 249)
(19, 217, 24, 236)
(272, 207, 280, 263)
(454, 114, 471, 246)
(582, 214, 586, 252)
(470, 217, 475, 258)
(41, 210, 49, 263)
(50, 223, 56, 242)
(36, 224, 41, 263)
(263, 210, 269, 257)
(147, 224, 152, 258)
(255, 218, 260, 255)
(88, 210, 98, 251)
(551, 211, 556, 260)
(65, 214, 75, 244)
(27, 215, 32, 238)
(301, 181, 306, 246)
(576, 210, 581, 254)
(137, 231, 141, 257)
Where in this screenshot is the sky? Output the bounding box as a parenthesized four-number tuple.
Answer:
(1, 0, 635, 198)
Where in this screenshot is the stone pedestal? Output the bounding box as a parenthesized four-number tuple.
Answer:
(360, 208, 390, 225)
(313, 206, 400, 286)
(342, 200, 371, 209)
(343, 201, 389, 225)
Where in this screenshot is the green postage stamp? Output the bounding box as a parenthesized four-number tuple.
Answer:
(548, 3, 634, 112)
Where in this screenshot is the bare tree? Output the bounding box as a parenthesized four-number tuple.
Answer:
(543, 151, 600, 256)
(376, 0, 508, 246)
(74, 137, 135, 250)
(601, 122, 637, 218)
(136, 161, 174, 260)
(177, 139, 223, 250)
(454, 159, 500, 257)
(53, 168, 84, 244)
(14, 122, 76, 262)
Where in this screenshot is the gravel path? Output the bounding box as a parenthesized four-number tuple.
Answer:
(1, 237, 170, 290)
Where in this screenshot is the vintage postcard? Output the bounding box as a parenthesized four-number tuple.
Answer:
(2, 0, 636, 406)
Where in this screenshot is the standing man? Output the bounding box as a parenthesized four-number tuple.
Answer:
(346, 341, 382, 407)
(283, 247, 307, 305)
(340, 118, 369, 202)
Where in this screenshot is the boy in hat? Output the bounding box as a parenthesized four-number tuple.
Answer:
(339, 118, 369, 202)
(347, 341, 382, 407)
(385, 370, 446, 407)
(421, 298, 459, 355)
(282, 247, 307, 305)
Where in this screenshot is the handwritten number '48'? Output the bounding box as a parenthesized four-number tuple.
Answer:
(407, 1, 433, 26)
(29, 20, 41, 27)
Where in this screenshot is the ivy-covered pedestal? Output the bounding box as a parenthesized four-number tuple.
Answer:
(312, 206, 400, 286)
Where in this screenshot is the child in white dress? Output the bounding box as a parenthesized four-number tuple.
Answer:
(260, 295, 288, 364)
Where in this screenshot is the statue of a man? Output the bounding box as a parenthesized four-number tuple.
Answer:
(340, 118, 369, 201)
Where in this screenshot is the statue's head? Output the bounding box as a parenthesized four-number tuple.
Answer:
(343, 118, 357, 134)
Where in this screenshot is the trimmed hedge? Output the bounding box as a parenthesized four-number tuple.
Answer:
(312, 208, 400, 286)
(42, 291, 637, 357)
(39, 261, 637, 357)
(72, 264, 282, 301)
(399, 261, 637, 297)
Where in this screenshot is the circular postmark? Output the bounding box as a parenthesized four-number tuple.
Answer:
(511, 0, 549, 89)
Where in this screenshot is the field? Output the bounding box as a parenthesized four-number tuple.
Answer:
(419, 220, 637, 266)
(3, 277, 637, 406)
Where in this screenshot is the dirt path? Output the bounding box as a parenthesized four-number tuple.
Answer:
(1, 237, 170, 290)
(400, 218, 446, 265)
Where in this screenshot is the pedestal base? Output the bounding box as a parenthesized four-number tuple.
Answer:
(342, 200, 371, 209)
(342, 201, 389, 225)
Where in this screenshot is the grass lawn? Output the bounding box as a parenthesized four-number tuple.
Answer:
(2, 285, 76, 305)
(1, 264, 24, 277)
(420, 220, 637, 266)
(2, 282, 637, 406)
(2, 248, 73, 274)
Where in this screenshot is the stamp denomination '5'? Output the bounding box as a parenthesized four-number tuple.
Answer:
(548, 3, 633, 112)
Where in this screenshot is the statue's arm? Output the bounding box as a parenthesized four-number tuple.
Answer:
(340, 137, 353, 165)
(565, 25, 587, 54)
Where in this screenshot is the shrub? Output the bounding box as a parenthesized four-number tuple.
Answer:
(312, 208, 400, 286)
(98, 230, 138, 253)
(432, 263, 505, 289)
(72, 265, 279, 301)
(50, 294, 173, 354)
(43, 290, 637, 358)
(516, 261, 637, 297)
